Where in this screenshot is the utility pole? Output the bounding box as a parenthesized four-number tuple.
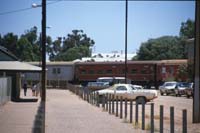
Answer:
(193, 0, 200, 123)
(41, 0, 46, 132)
(125, 0, 128, 83)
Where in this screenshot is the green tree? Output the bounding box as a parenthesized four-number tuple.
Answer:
(136, 36, 185, 60)
(49, 30, 95, 61)
(1, 33, 18, 56)
(180, 19, 194, 39)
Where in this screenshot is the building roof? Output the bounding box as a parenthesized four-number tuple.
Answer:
(0, 46, 18, 61)
(0, 61, 41, 72)
(75, 59, 188, 65)
(28, 61, 74, 66)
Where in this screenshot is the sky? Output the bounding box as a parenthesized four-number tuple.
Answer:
(0, 0, 195, 54)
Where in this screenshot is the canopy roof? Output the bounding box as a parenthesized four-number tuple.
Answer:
(0, 61, 41, 72)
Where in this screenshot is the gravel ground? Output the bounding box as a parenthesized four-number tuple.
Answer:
(46, 89, 144, 133)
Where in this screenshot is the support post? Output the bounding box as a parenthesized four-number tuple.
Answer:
(193, 0, 200, 123)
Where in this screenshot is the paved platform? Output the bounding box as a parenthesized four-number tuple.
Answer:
(0, 89, 143, 133)
(0, 89, 40, 133)
(46, 89, 142, 133)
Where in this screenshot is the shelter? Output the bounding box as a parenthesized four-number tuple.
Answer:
(0, 46, 41, 101)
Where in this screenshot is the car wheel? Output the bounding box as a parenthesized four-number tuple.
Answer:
(186, 94, 190, 98)
(160, 92, 164, 96)
(136, 97, 146, 104)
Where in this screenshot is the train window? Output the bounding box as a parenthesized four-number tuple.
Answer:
(141, 70, 147, 74)
(106, 69, 112, 74)
(97, 70, 104, 74)
(170, 67, 174, 74)
(89, 70, 94, 74)
(81, 70, 86, 74)
(162, 67, 166, 74)
(131, 69, 137, 74)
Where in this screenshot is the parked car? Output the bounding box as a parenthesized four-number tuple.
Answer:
(97, 84, 158, 104)
(174, 82, 191, 97)
(184, 83, 194, 98)
(86, 81, 110, 91)
(159, 81, 177, 96)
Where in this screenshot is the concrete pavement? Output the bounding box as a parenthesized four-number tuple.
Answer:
(0, 89, 144, 133)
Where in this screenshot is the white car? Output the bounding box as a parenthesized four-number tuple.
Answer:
(97, 84, 158, 104)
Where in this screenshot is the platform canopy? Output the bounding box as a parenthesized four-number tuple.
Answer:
(0, 61, 41, 72)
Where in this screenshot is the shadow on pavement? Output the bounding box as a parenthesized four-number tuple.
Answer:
(14, 98, 38, 102)
(32, 101, 45, 133)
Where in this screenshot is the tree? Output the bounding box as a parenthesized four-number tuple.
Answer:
(135, 36, 185, 60)
(49, 30, 95, 61)
(180, 19, 194, 39)
(1, 33, 18, 56)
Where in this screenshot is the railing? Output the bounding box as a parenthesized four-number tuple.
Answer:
(68, 86, 188, 133)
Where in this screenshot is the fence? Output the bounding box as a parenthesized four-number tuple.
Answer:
(0, 77, 12, 106)
(68, 85, 188, 133)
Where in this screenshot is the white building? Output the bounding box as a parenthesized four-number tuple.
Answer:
(74, 51, 136, 62)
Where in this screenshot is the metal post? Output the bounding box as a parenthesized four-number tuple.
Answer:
(193, 0, 200, 123)
(151, 103, 154, 133)
(125, 98, 127, 119)
(130, 99, 133, 123)
(183, 109, 187, 133)
(112, 94, 114, 114)
(124, 0, 128, 83)
(116, 96, 118, 117)
(142, 103, 145, 130)
(170, 106, 174, 133)
(160, 105, 164, 133)
(41, 0, 46, 133)
(135, 101, 139, 124)
(120, 96, 123, 119)
(109, 94, 111, 114)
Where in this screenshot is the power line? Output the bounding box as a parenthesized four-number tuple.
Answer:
(0, 0, 63, 16)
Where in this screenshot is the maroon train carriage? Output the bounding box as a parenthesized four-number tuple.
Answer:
(74, 60, 188, 88)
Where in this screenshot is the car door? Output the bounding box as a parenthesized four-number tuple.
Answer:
(115, 86, 128, 98)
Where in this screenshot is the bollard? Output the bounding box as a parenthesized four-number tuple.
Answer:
(151, 103, 154, 133)
(106, 94, 108, 111)
(130, 99, 133, 123)
(160, 105, 164, 133)
(97, 92, 100, 107)
(125, 98, 127, 119)
(120, 96, 123, 119)
(109, 94, 111, 114)
(116, 96, 119, 117)
(170, 106, 174, 133)
(112, 94, 115, 114)
(135, 101, 139, 124)
(183, 109, 187, 133)
(102, 94, 105, 109)
(142, 102, 145, 130)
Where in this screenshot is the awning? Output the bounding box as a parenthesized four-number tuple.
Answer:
(0, 61, 42, 72)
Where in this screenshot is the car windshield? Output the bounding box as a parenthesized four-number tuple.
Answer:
(165, 82, 176, 86)
(178, 82, 190, 87)
(130, 85, 142, 90)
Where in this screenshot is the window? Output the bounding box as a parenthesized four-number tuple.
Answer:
(52, 68, 61, 74)
(141, 69, 147, 74)
(89, 70, 94, 74)
(116, 86, 127, 91)
(97, 70, 103, 74)
(52, 68, 56, 74)
(57, 68, 61, 74)
(170, 67, 174, 74)
(106, 69, 112, 74)
(162, 67, 166, 74)
(131, 69, 137, 74)
(81, 70, 86, 74)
